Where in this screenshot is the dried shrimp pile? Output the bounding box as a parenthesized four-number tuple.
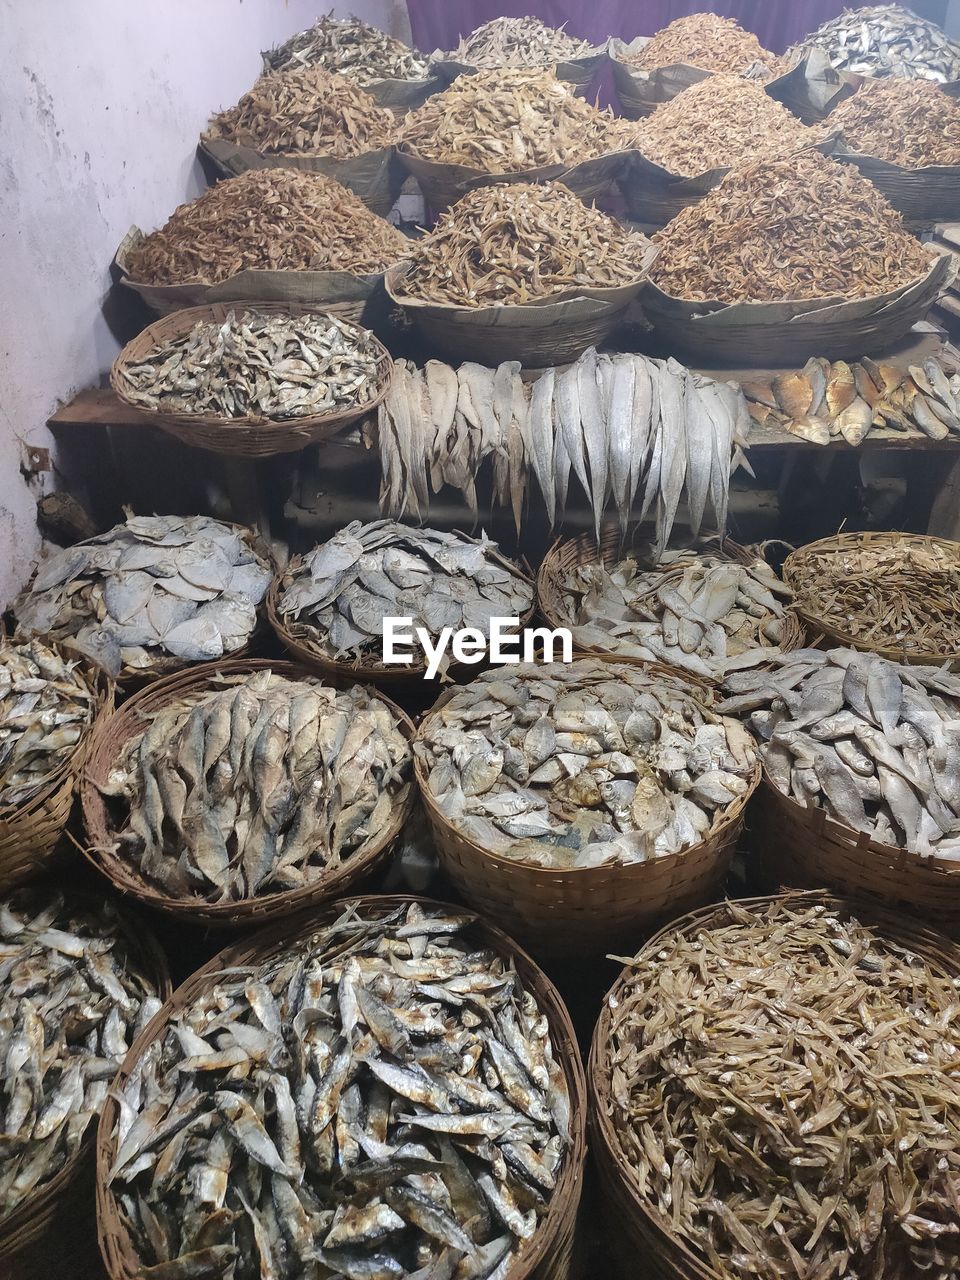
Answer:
(448, 15, 593, 68)
(789, 4, 960, 81)
(124, 170, 407, 285)
(651, 150, 934, 302)
(393, 182, 653, 307)
(828, 77, 960, 166)
(624, 13, 783, 77)
(263, 10, 430, 82)
(602, 897, 960, 1280)
(205, 65, 396, 158)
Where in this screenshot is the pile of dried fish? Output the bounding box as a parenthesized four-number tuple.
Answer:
(448, 15, 593, 67)
(624, 13, 783, 77)
(651, 150, 934, 302)
(602, 896, 960, 1280)
(636, 75, 814, 175)
(552, 550, 794, 679)
(263, 10, 431, 82)
(393, 182, 653, 307)
(789, 4, 960, 81)
(0, 889, 163, 1223)
(117, 311, 383, 422)
(399, 69, 633, 172)
(785, 536, 960, 655)
(205, 65, 396, 158)
(718, 648, 960, 854)
(14, 515, 271, 676)
(744, 354, 960, 444)
(99, 671, 411, 901)
(826, 77, 960, 166)
(278, 521, 533, 671)
(0, 638, 99, 806)
(109, 901, 571, 1279)
(417, 660, 758, 868)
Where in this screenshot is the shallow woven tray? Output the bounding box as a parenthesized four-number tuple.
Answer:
(110, 302, 393, 458)
(414, 655, 759, 957)
(588, 889, 960, 1280)
(80, 658, 415, 927)
(95, 893, 587, 1280)
(782, 529, 960, 665)
(0, 888, 170, 1267)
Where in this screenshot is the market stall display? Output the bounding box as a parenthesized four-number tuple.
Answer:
(435, 15, 606, 92)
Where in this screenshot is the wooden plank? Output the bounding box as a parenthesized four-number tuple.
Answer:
(48, 388, 155, 428)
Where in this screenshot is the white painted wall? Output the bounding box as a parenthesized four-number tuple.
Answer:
(948, 0, 960, 36)
(0, 0, 396, 607)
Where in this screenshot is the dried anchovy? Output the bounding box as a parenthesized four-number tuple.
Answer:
(0, 638, 98, 806)
(205, 65, 396, 158)
(399, 68, 633, 172)
(118, 310, 382, 421)
(604, 897, 960, 1279)
(0, 889, 163, 1224)
(278, 521, 533, 672)
(394, 181, 653, 307)
(99, 671, 410, 902)
(636, 74, 814, 176)
(416, 659, 757, 868)
(109, 900, 570, 1280)
(826, 77, 960, 167)
(449, 15, 593, 68)
(625, 12, 783, 77)
(125, 169, 407, 285)
(651, 150, 934, 303)
(789, 3, 960, 81)
(263, 9, 430, 82)
(14, 514, 272, 676)
(718, 647, 960, 855)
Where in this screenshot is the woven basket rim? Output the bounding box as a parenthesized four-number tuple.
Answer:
(834, 147, 960, 179)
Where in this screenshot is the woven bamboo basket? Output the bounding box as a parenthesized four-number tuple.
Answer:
(536, 529, 804, 683)
(0, 887, 170, 1269)
(95, 893, 587, 1280)
(765, 49, 861, 123)
(641, 249, 954, 365)
(109, 302, 393, 458)
(198, 137, 405, 219)
(782, 530, 960, 664)
(80, 658, 415, 927)
(414, 656, 760, 957)
(835, 150, 960, 225)
(431, 48, 608, 95)
(588, 889, 960, 1280)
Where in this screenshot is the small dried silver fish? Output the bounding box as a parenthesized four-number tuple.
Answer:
(789, 4, 960, 81)
(263, 10, 431, 82)
(447, 16, 594, 68)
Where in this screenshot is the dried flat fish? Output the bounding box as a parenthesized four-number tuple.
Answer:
(0, 888, 163, 1225)
(603, 896, 960, 1280)
(826, 77, 960, 166)
(448, 16, 593, 67)
(14, 514, 271, 677)
(651, 150, 934, 303)
(205, 65, 396, 159)
(416, 660, 757, 868)
(789, 4, 960, 81)
(108, 900, 570, 1280)
(263, 10, 430, 82)
(99, 670, 410, 901)
(118, 310, 383, 421)
(625, 13, 783, 77)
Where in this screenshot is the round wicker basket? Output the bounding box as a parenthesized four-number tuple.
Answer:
(79, 658, 415, 927)
(834, 152, 960, 225)
(95, 893, 587, 1280)
(110, 303, 393, 458)
(782, 530, 960, 665)
(0, 888, 170, 1269)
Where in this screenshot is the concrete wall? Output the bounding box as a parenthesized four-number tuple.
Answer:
(0, 0, 396, 608)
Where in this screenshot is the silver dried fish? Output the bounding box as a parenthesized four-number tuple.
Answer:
(789, 4, 960, 81)
(447, 16, 594, 68)
(264, 10, 430, 82)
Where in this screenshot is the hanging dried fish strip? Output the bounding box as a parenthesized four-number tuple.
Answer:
(205, 65, 396, 158)
(416, 660, 758, 868)
(263, 10, 430, 81)
(636, 75, 815, 175)
(826, 77, 960, 166)
(625, 13, 783, 77)
(651, 150, 934, 303)
(394, 182, 654, 307)
(789, 4, 960, 81)
(98, 671, 410, 902)
(399, 69, 633, 172)
(14, 514, 272, 677)
(603, 896, 960, 1279)
(718, 647, 960, 856)
(124, 170, 407, 285)
(108, 901, 570, 1280)
(0, 889, 163, 1224)
(278, 521, 533, 672)
(117, 310, 383, 422)
(449, 15, 593, 68)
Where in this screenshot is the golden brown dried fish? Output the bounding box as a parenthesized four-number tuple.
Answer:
(625, 12, 783, 77)
(826, 77, 960, 167)
(448, 15, 594, 68)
